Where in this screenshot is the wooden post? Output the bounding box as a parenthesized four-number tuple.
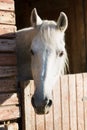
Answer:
(5, 123, 18, 130)
(21, 81, 33, 130)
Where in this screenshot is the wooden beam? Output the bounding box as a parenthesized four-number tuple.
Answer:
(0, 54, 16, 66)
(0, 39, 16, 52)
(0, 93, 19, 106)
(0, 78, 17, 92)
(5, 123, 19, 130)
(0, 25, 16, 38)
(0, 105, 20, 121)
(0, 0, 14, 3)
(0, 54, 17, 66)
(0, 66, 17, 78)
(0, 1, 14, 11)
(0, 11, 15, 25)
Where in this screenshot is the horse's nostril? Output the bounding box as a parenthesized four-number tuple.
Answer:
(44, 98, 52, 107)
(47, 99, 52, 107)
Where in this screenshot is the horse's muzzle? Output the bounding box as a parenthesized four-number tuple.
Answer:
(31, 96, 52, 114)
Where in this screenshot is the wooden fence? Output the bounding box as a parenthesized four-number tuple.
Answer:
(0, 0, 20, 129)
(22, 73, 87, 130)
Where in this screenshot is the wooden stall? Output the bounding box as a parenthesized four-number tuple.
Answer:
(0, 0, 20, 129)
(22, 73, 87, 130)
(14, 0, 87, 130)
(1, 0, 87, 130)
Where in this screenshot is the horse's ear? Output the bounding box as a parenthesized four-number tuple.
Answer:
(30, 8, 42, 27)
(57, 12, 68, 32)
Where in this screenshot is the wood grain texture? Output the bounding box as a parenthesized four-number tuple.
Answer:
(0, 105, 20, 121)
(0, 25, 16, 38)
(53, 78, 62, 130)
(68, 74, 77, 130)
(0, 0, 14, 3)
(5, 123, 19, 130)
(60, 75, 70, 130)
(0, 54, 17, 65)
(0, 93, 19, 106)
(83, 73, 87, 130)
(0, 1, 14, 11)
(22, 73, 87, 130)
(0, 11, 15, 25)
(0, 78, 17, 92)
(0, 39, 16, 52)
(76, 74, 84, 130)
(0, 66, 17, 78)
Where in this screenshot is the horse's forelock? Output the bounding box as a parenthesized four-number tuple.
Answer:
(38, 21, 69, 75)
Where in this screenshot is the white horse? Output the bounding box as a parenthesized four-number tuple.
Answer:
(16, 8, 68, 114)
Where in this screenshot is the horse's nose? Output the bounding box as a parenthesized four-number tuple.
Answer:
(31, 96, 52, 108)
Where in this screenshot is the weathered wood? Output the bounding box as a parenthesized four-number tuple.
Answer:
(0, 105, 20, 121)
(22, 73, 87, 130)
(30, 81, 36, 130)
(53, 78, 62, 130)
(0, 0, 14, 3)
(0, 54, 16, 66)
(0, 25, 16, 38)
(45, 105, 53, 130)
(0, 66, 17, 78)
(0, 11, 15, 25)
(0, 78, 17, 92)
(60, 75, 70, 130)
(83, 73, 87, 130)
(0, 1, 14, 11)
(0, 93, 19, 106)
(35, 113, 44, 130)
(76, 74, 84, 130)
(0, 39, 16, 52)
(5, 123, 19, 130)
(21, 80, 32, 130)
(68, 74, 77, 130)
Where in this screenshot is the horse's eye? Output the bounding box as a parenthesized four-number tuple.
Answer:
(59, 51, 64, 57)
(30, 49, 34, 55)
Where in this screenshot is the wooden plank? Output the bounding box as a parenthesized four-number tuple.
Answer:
(0, 93, 19, 106)
(21, 80, 32, 130)
(5, 123, 19, 130)
(0, 25, 16, 38)
(35, 114, 45, 130)
(76, 73, 84, 130)
(0, 105, 20, 121)
(68, 74, 77, 130)
(0, 39, 16, 52)
(83, 73, 87, 130)
(0, 0, 14, 3)
(0, 54, 17, 66)
(30, 81, 36, 130)
(0, 11, 15, 25)
(0, 78, 17, 92)
(45, 104, 53, 130)
(60, 75, 70, 130)
(0, 66, 17, 78)
(0, 1, 14, 11)
(53, 78, 62, 130)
